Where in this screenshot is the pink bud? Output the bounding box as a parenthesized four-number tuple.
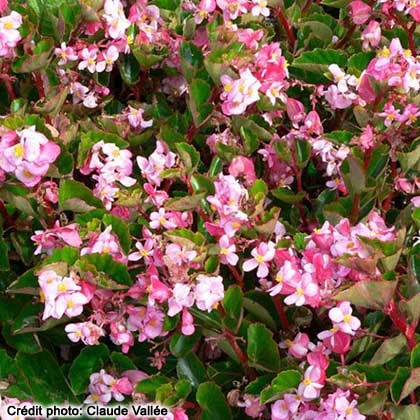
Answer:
(228, 156, 256, 186)
(349, 0, 371, 25)
(150, 276, 171, 304)
(79, 281, 96, 301)
(358, 74, 376, 103)
(0, 0, 8, 14)
(286, 98, 305, 126)
(181, 308, 195, 336)
(115, 377, 133, 395)
(122, 370, 149, 385)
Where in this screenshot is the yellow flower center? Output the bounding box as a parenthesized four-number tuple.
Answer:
(296, 288, 304, 295)
(255, 255, 264, 263)
(4, 21, 13, 29)
(67, 300, 74, 308)
(140, 249, 149, 257)
(57, 283, 67, 292)
(87, 58, 95, 65)
(159, 216, 166, 225)
(381, 47, 390, 57)
(303, 378, 312, 385)
(276, 274, 283, 283)
(103, 247, 110, 254)
(343, 314, 352, 323)
(220, 248, 229, 255)
(346, 408, 353, 415)
(14, 144, 24, 158)
(76, 330, 82, 337)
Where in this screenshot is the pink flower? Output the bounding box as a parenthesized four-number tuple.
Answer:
(149, 208, 178, 230)
(31, 220, 82, 255)
(220, 69, 261, 116)
(251, 0, 269, 16)
(352, 124, 374, 151)
(194, 0, 216, 23)
(55, 42, 78, 65)
(284, 273, 319, 307)
(361, 21, 381, 50)
(329, 301, 361, 335)
(103, 0, 130, 39)
(243, 241, 276, 278)
(194, 274, 224, 312)
(167, 283, 195, 316)
(97, 45, 119, 72)
(78, 47, 99, 73)
(65, 321, 105, 345)
(125, 106, 153, 129)
(271, 394, 301, 420)
(280, 332, 311, 359)
(81, 225, 126, 263)
(349, 0, 371, 24)
(298, 366, 325, 400)
(218, 235, 239, 266)
(110, 320, 134, 353)
(239, 395, 265, 418)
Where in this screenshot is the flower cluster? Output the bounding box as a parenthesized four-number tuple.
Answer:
(0, 126, 61, 187)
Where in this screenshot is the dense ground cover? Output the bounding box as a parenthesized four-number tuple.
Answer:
(0, 0, 419, 418)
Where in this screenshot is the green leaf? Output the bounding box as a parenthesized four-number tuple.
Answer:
(342, 155, 366, 196)
(370, 334, 407, 365)
(243, 291, 280, 330)
(16, 350, 75, 404)
(391, 405, 420, 420)
(358, 389, 388, 415)
(110, 352, 137, 373)
(271, 188, 305, 204)
(179, 41, 204, 82)
(247, 323, 280, 372)
(136, 376, 171, 397)
(59, 179, 104, 212)
(12, 38, 54, 73)
(332, 280, 397, 310)
(176, 353, 207, 389)
(196, 382, 232, 420)
(191, 174, 215, 195)
(222, 285, 243, 332)
(175, 142, 200, 169)
(0, 349, 17, 378)
(169, 329, 202, 357)
(189, 79, 212, 126)
(398, 368, 420, 403)
(290, 49, 347, 83)
(402, 292, 420, 322)
(244, 375, 276, 395)
(411, 344, 420, 368)
(348, 52, 376, 72)
(165, 193, 207, 211)
(397, 144, 420, 172)
(69, 344, 110, 395)
(76, 254, 132, 287)
(260, 370, 302, 404)
(295, 139, 311, 169)
(391, 367, 411, 403)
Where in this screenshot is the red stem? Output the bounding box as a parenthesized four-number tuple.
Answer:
(389, 11, 416, 55)
(350, 194, 360, 223)
(385, 298, 417, 350)
(382, 160, 397, 211)
(273, 295, 290, 330)
(274, 8, 296, 48)
(228, 265, 245, 291)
